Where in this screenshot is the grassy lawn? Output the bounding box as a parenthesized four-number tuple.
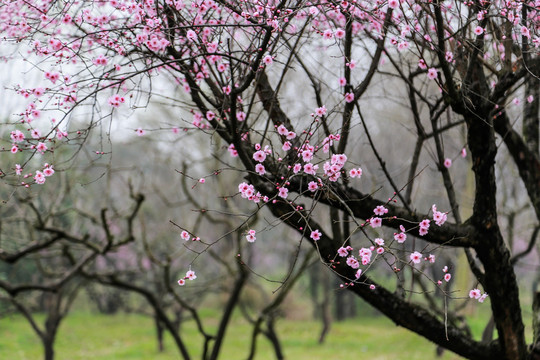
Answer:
(0, 311, 469, 359)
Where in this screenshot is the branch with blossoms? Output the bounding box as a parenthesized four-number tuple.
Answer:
(1, 0, 539, 359)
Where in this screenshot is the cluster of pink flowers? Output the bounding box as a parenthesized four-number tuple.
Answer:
(238, 182, 268, 204)
(321, 134, 340, 153)
(93, 54, 108, 66)
(359, 247, 374, 264)
(32, 164, 54, 185)
(431, 204, 447, 226)
(323, 153, 347, 182)
(246, 229, 256, 243)
(177, 269, 197, 286)
(108, 94, 126, 108)
(276, 124, 297, 140)
(10, 130, 25, 143)
(349, 168, 362, 178)
(419, 219, 430, 236)
(442, 266, 451, 283)
(469, 288, 488, 303)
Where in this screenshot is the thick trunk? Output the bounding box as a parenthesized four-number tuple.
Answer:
(43, 338, 54, 360)
(465, 103, 527, 359)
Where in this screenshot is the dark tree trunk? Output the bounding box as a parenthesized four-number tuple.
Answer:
(43, 338, 54, 360)
(155, 314, 165, 352)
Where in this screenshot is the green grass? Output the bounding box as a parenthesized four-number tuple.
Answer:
(0, 311, 469, 359)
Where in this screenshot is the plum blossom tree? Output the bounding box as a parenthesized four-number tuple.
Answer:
(0, 0, 539, 359)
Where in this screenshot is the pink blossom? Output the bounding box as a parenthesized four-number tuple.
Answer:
(370, 217, 382, 228)
(474, 26, 484, 35)
(388, 0, 399, 9)
(263, 55, 273, 65)
(253, 150, 266, 162)
(461, 148, 467, 158)
(427, 68, 438, 80)
(521, 26, 531, 38)
(278, 187, 289, 199)
(277, 124, 289, 136)
(186, 270, 197, 280)
(181, 231, 191, 241)
(31, 129, 41, 139)
(36, 142, 47, 154)
(478, 293, 488, 303)
(199, 178, 205, 183)
(282, 141, 291, 151)
(376, 247, 384, 254)
(286, 131, 296, 140)
(337, 247, 349, 257)
(308, 181, 318, 192)
(177, 279, 186, 286)
(186, 30, 197, 41)
(11, 145, 18, 154)
(236, 111, 246, 121)
(444, 158, 452, 168)
(428, 254, 436, 263)
(374, 238, 384, 246)
(346, 256, 360, 269)
(136, 128, 145, 136)
(322, 29, 333, 39)
(228, 144, 238, 157)
(43, 166, 54, 177)
(335, 28, 345, 39)
(410, 251, 422, 264)
(246, 229, 256, 242)
(315, 105, 327, 116)
(310, 229, 322, 241)
(444, 273, 451, 282)
(255, 164, 266, 175)
(301, 150, 313, 162)
(345, 92, 355, 103)
(469, 288, 481, 299)
(394, 232, 407, 243)
(355, 269, 362, 279)
(370, 284, 376, 290)
(374, 205, 388, 216)
(303, 163, 317, 175)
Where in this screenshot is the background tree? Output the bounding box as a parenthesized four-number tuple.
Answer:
(0, 0, 539, 359)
